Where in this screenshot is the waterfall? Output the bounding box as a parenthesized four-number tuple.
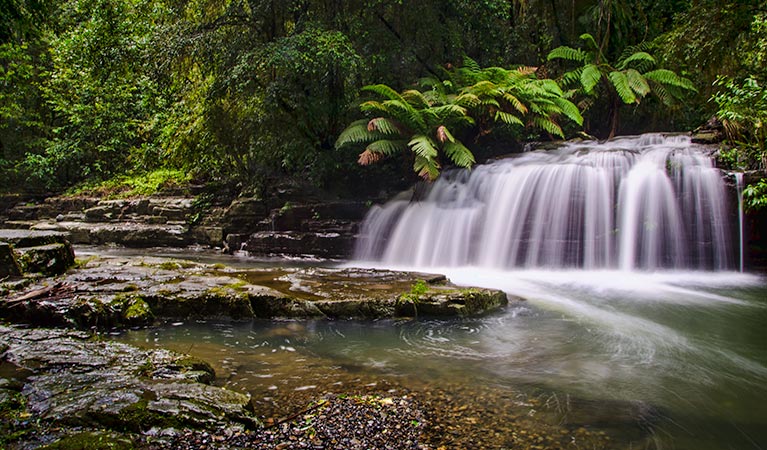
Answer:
(354, 134, 736, 271)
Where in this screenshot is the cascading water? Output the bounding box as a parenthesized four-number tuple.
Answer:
(355, 134, 736, 271)
(735, 172, 745, 272)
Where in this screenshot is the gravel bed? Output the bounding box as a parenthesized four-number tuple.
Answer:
(139, 394, 427, 450)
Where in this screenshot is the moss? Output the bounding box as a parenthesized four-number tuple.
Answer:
(64, 169, 191, 199)
(0, 389, 32, 446)
(39, 431, 135, 450)
(117, 398, 181, 432)
(123, 298, 154, 323)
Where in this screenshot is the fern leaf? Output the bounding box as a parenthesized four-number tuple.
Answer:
(358, 149, 383, 165)
(335, 120, 373, 149)
(560, 68, 584, 88)
(531, 116, 564, 138)
(644, 69, 698, 92)
(360, 100, 390, 116)
(409, 134, 439, 160)
(366, 139, 408, 156)
(552, 97, 584, 126)
(443, 140, 476, 168)
(494, 111, 524, 127)
(617, 52, 656, 70)
(454, 93, 481, 108)
(462, 55, 482, 73)
(579, 33, 600, 51)
(502, 93, 528, 114)
(361, 84, 403, 101)
(402, 89, 430, 109)
(609, 71, 637, 104)
(547, 46, 588, 63)
(581, 64, 602, 94)
(413, 154, 440, 181)
(367, 117, 401, 135)
(625, 69, 651, 97)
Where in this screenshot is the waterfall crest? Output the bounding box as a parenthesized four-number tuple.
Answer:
(354, 134, 735, 271)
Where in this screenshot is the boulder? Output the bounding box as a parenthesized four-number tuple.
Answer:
(0, 229, 70, 248)
(15, 242, 75, 276)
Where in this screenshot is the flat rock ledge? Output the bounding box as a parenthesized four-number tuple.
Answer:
(0, 255, 511, 329)
(0, 325, 258, 448)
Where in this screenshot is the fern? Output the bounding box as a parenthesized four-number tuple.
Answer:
(552, 97, 584, 126)
(617, 52, 656, 71)
(336, 120, 373, 148)
(609, 71, 637, 104)
(531, 116, 564, 138)
(548, 46, 588, 63)
(495, 111, 524, 126)
(625, 69, 651, 97)
(367, 139, 408, 156)
(409, 134, 439, 160)
(361, 84, 404, 101)
(644, 70, 697, 92)
(443, 140, 475, 168)
(580, 64, 602, 94)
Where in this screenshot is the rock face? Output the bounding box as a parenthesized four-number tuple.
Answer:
(0, 255, 512, 328)
(0, 325, 258, 433)
(0, 230, 75, 277)
(2, 195, 369, 259)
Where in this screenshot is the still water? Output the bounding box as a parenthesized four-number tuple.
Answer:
(117, 265, 767, 449)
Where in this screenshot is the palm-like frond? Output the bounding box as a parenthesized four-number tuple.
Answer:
(625, 69, 651, 97)
(531, 116, 564, 138)
(361, 84, 403, 101)
(644, 69, 697, 92)
(609, 71, 637, 104)
(552, 97, 584, 125)
(336, 120, 374, 149)
(413, 154, 440, 181)
(366, 139, 408, 156)
(617, 52, 656, 71)
(443, 140, 475, 168)
(580, 64, 603, 94)
(548, 46, 589, 63)
(495, 111, 524, 126)
(408, 134, 439, 160)
(368, 117, 401, 135)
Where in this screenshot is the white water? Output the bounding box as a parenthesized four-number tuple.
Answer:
(354, 134, 735, 271)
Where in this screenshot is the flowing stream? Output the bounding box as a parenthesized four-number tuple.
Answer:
(117, 135, 767, 449)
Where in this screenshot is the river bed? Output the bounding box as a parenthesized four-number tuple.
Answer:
(112, 251, 767, 449)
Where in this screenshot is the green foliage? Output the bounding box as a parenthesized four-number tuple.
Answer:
(743, 179, 767, 212)
(65, 169, 191, 199)
(338, 59, 582, 180)
(711, 77, 767, 161)
(548, 33, 696, 138)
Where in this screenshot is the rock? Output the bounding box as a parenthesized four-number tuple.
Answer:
(0, 242, 22, 278)
(222, 197, 270, 235)
(0, 326, 259, 432)
(0, 229, 71, 248)
(395, 288, 509, 317)
(244, 231, 355, 259)
(15, 242, 75, 276)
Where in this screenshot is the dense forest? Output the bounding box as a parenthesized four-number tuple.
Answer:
(1, 0, 765, 201)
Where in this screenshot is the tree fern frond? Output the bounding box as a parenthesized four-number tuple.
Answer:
(454, 93, 481, 108)
(552, 97, 584, 125)
(579, 33, 600, 51)
(547, 46, 588, 63)
(360, 100, 390, 116)
(443, 140, 475, 168)
(361, 84, 403, 101)
(609, 71, 637, 104)
(560, 68, 584, 88)
(402, 89, 430, 108)
(617, 52, 656, 70)
(495, 111, 524, 126)
(368, 117, 401, 135)
(644, 70, 697, 92)
(502, 93, 528, 114)
(366, 139, 408, 156)
(336, 120, 373, 149)
(413, 154, 440, 181)
(358, 149, 383, 165)
(581, 64, 602, 94)
(625, 69, 651, 97)
(409, 134, 439, 159)
(462, 55, 482, 73)
(531, 116, 564, 138)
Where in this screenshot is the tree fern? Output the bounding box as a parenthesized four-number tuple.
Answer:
(625, 69, 651, 97)
(609, 71, 637, 104)
(366, 139, 408, 156)
(644, 70, 697, 92)
(580, 64, 602, 94)
(409, 134, 439, 160)
(444, 140, 475, 168)
(617, 52, 655, 71)
(547, 46, 589, 63)
(361, 84, 403, 101)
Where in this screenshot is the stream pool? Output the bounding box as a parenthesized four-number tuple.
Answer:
(112, 255, 767, 449)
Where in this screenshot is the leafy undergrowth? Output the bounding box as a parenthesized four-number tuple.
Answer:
(64, 169, 192, 199)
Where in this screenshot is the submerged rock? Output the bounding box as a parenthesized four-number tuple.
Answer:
(0, 325, 259, 433)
